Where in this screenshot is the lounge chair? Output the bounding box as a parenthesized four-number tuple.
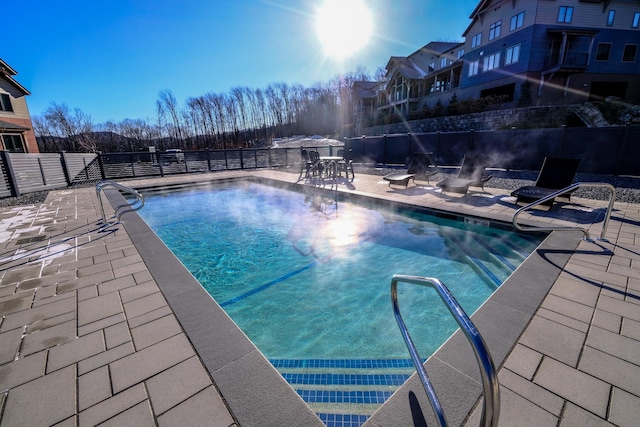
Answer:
(511, 157, 580, 207)
(383, 152, 437, 188)
(436, 153, 492, 195)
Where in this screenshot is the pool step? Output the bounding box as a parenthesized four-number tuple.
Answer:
(447, 229, 538, 287)
(270, 358, 416, 427)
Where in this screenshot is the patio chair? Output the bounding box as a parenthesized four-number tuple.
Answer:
(307, 150, 324, 177)
(336, 149, 355, 180)
(511, 157, 580, 208)
(383, 152, 437, 188)
(300, 149, 324, 178)
(436, 153, 492, 195)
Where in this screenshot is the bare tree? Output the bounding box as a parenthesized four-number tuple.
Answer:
(156, 89, 184, 146)
(40, 103, 96, 152)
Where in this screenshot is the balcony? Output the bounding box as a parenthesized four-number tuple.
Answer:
(543, 52, 589, 73)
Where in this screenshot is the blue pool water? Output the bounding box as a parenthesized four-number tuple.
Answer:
(138, 181, 543, 426)
(139, 181, 542, 360)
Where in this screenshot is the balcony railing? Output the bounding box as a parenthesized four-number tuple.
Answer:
(543, 52, 589, 70)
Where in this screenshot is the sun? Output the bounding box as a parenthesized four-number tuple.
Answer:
(314, 0, 374, 60)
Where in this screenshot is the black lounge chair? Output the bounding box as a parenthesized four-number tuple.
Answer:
(511, 157, 580, 207)
(383, 153, 437, 188)
(436, 153, 492, 195)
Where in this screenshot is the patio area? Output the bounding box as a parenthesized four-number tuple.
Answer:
(1, 169, 639, 426)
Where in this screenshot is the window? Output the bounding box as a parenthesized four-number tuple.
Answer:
(623, 44, 638, 62)
(0, 94, 13, 112)
(489, 20, 502, 40)
(510, 11, 525, 31)
(441, 57, 448, 68)
(429, 62, 435, 72)
(457, 48, 465, 59)
(471, 33, 482, 48)
(505, 44, 521, 65)
(596, 43, 612, 61)
(607, 10, 615, 26)
(633, 12, 640, 28)
(483, 52, 501, 71)
(1, 135, 25, 153)
(468, 60, 479, 76)
(558, 6, 573, 23)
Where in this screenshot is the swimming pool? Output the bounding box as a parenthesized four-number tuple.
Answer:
(136, 180, 543, 424)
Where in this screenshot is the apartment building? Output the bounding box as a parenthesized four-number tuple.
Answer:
(0, 59, 38, 153)
(353, 0, 640, 131)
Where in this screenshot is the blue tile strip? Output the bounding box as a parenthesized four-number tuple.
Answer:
(219, 261, 318, 307)
(318, 413, 369, 427)
(282, 372, 410, 386)
(269, 358, 418, 369)
(297, 389, 393, 404)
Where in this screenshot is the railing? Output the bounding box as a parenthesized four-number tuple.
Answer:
(95, 180, 145, 224)
(512, 182, 616, 242)
(543, 52, 589, 69)
(391, 274, 500, 427)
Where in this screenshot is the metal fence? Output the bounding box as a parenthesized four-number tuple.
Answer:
(344, 124, 640, 176)
(0, 146, 339, 198)
(2, 125, 638, 198)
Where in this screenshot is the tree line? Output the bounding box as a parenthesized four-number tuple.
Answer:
(34, 66, 385, 153)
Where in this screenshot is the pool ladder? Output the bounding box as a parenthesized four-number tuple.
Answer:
(96, 180, 145, 224)
(512, 182, 616, 242)
(391, 275, 500, 427)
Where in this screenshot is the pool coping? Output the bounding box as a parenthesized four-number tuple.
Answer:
(109, 174, 582, 426)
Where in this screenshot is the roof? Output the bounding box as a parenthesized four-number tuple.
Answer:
(0, 120, 30, 132)
(385, 57, 428, 80)
(462, 0, 507, 37)
(352, 81, 382, 99)
(0, 58, 31, 96)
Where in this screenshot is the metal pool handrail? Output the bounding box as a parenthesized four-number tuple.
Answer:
(391, 274, 500, 427)
(512, 182, 616, 242)
(96, 180, 145, 224)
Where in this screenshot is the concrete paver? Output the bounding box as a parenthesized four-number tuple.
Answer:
(0, 170, 639, 426)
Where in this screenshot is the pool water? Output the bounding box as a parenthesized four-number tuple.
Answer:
(139, 182, 542, 360)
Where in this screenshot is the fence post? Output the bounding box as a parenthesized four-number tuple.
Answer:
(558, 124, 567, 156)
(0, 151, 20, 197)
(508, 127, 516, 171)
(83, 157, 89, 180)
(130, 154, 136, 178)
(37, 158, 47, 185)
(469, 129, 475, 151)
(59, 151, 72, 186)
(98, 153, 106, 180)
(383, 134, 387, 166)
(239, 148, 244, 169)
(158, 155, 164, 177)
(435, 131, 440, 164)
(615, 123, 630, 175)
(206, 148, 211, 171)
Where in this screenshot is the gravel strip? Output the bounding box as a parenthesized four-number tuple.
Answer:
(355, 166, 640, 203)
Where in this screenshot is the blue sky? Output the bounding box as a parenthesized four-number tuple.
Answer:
(5, 0, 478, 124)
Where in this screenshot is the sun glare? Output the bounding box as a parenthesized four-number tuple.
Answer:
(314, 0, 373, 60)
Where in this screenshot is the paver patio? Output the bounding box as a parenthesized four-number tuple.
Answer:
(0, 169, 638, 426)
